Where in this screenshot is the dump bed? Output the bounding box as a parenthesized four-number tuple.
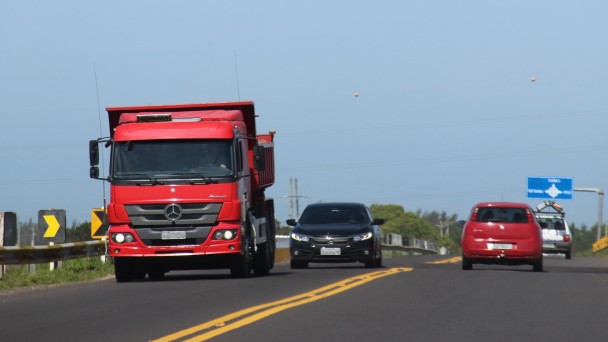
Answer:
(106, 101, 257, 138)
(254, 132, 275, 189)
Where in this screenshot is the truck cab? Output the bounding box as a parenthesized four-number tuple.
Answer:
(89, 101, 276, 281)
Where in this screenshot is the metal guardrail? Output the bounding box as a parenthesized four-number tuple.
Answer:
(381, 232, 441, 255)
(0, 233, 441, 266)
(0, 241, 106, 265)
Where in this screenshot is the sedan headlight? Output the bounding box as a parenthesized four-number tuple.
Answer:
(290, 232, 310, 242)
(353, 231, 373, 241)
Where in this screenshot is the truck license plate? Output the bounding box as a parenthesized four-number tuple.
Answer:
(161, 231, 186, 240)
(320, 247, 341, 256)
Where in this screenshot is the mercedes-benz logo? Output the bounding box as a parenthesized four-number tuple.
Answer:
(164, 204, 183, 222)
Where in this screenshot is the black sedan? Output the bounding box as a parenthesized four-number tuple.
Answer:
(286, 202, 384, 269)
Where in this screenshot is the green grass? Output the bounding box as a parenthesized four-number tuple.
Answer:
(0, 257, 114, 292)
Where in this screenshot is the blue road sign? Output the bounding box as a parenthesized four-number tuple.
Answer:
(527, 177, 573, 200)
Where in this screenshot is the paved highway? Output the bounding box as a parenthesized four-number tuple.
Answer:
(1, 254, 607, 341)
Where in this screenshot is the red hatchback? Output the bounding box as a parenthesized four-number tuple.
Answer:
(459, 202, 543, 272)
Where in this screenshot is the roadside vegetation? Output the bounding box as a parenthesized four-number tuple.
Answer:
(0, 221, 113, 293)
(0, 257, 113, 292)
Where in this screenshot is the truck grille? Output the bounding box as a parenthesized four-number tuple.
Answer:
(125, 203, 222, 227)
(124, 202, 221, 247)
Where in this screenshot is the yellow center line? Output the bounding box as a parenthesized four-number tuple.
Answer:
(152, 267, 413, 342)
(426, 256, 462, 264)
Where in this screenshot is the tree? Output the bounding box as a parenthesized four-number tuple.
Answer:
(370, 204, 453, 248)
(67, 221, 92, 242)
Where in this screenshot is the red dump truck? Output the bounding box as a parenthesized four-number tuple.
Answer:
(89, 101, 276, 282)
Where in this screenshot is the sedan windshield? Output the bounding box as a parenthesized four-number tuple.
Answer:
(299, 205, 369, 225)
(113, 139, 234, 180)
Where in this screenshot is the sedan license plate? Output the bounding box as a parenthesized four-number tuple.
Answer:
(320, 247, 341, 256)
(487, 243, 512, 250)
(161, 231, 186, 240)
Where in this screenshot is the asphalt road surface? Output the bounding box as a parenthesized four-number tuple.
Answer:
(1, 254, 607, 342)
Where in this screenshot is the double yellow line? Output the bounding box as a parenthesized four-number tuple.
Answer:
(153, 267, 412, 342)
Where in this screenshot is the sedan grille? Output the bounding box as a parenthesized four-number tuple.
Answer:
(312, 236, 350, 245)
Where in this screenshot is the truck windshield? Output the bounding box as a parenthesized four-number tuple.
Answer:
(113, 139, 234, 180)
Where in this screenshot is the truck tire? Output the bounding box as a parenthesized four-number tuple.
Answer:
(253, 242, 271, 276)
(266, 202, 277, 269)
(114, 258, 134, 283)
(230, 239, 252, 278)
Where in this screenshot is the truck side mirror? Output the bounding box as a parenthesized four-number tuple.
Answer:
(90, 166, 99, 179)
(89, 140, 99, 166)
(253, 145, 266, 171)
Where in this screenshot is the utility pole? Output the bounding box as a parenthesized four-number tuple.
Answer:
(287, 177, 303, 219)
(289, 178, 294, 219)
(295, 178, 300, 218)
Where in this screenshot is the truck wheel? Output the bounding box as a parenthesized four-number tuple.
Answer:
(230, 240, 252, 278)
(114, 258, 134, 283)
(253, 242, 271, 276)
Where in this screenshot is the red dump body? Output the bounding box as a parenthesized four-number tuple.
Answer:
(98, 101, 277, 281)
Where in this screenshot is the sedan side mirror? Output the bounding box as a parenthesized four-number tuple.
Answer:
(286, 219, 296, 226)
(372, 218, 385, 225)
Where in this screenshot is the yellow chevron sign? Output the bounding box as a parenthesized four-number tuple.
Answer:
(36, 209, 66, 244)
(43, 215, 61, 238)
(91, 208, 109, 239)
(593, 236, 608, 253)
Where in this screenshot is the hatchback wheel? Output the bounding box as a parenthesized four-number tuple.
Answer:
(533, 257, 543, 272)
(462, 256, 473, 270)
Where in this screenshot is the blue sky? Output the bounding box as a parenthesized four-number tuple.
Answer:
(1, 1, 607, 230)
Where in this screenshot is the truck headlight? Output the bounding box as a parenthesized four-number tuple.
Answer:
(212, 229, 238, 240)
(112, 233, 135, 244)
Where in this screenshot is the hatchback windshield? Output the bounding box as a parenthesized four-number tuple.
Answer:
(476, 207, 528, 223)
(299, 205, 369, 225)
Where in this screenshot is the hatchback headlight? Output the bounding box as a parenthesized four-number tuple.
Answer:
(290, 232, 310, 242)
(353, 231, 373, 241)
